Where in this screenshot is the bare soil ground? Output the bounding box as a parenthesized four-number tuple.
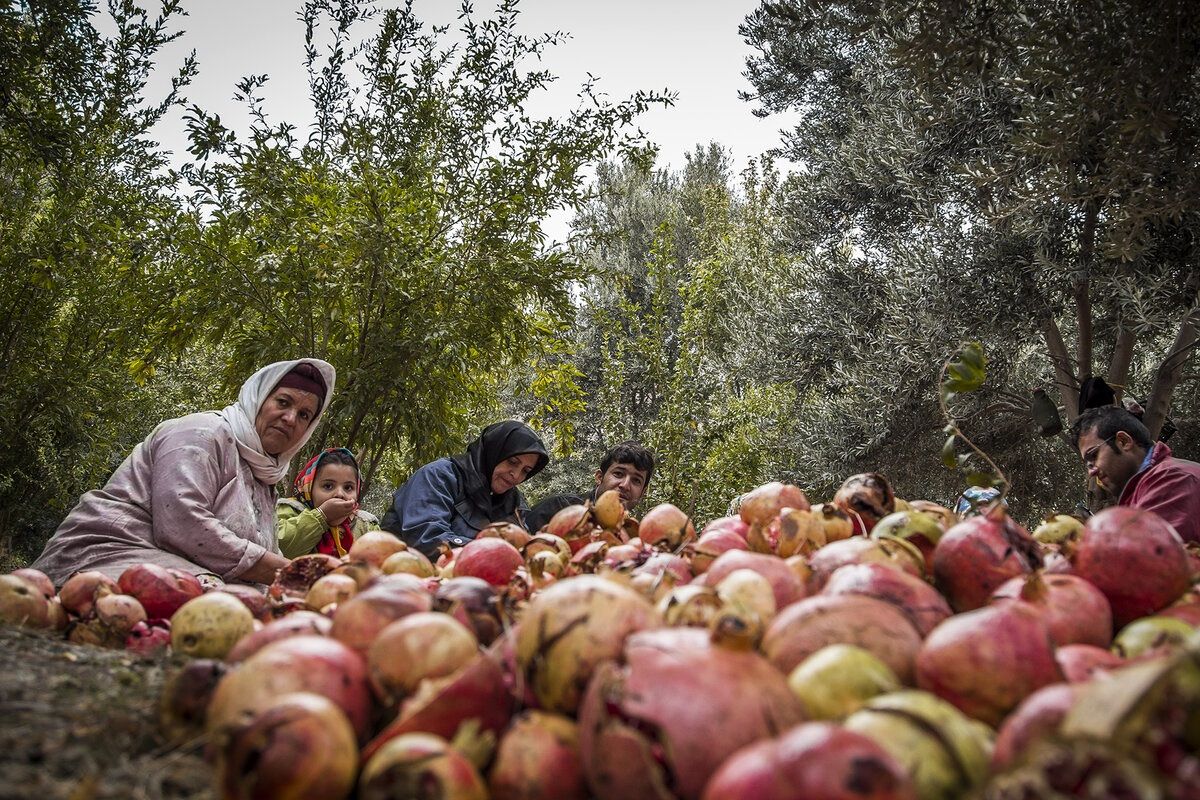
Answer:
(0, 626, 213, 800)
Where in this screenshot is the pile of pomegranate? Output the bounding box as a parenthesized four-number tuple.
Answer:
(3, 478, 1200, 800)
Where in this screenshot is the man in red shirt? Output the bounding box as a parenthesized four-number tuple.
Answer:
(1072, 406, 1200, 543)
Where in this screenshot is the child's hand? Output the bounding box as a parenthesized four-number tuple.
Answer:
(318, 497, 357, 527)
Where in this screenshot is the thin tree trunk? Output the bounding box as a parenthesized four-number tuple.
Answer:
(1107, 326, 1138, 402)
(1040, 313, 1080, 420)
(1074, 202, 1098, 381)
(1142, 302, 1200, 438)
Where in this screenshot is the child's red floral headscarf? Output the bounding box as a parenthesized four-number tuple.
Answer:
(293, 447, 361, 557)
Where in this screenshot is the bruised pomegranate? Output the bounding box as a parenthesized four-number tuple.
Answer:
(170, 592, 255, 659)
(1069, 506, 1191, 628)
(639, 503, 697, 550)
(305, 573, 359, 612)
(809, 503, 856, 543)
(216, 584, 271, 621)
(214, 691, 358, 800)
(702, 721, 917, 800)
(58, 570, 119, 618)
(515, 576, 659, 714)
(763, 594, 923, 684)
(382, 548, 436, 578)
(478, 521, 533, 550)
(94, 592, 147, 637)
(11, 568, 54, 600)
(360, 733, 486, 800)
(822, 562, 952, 637)
(870, 510, 945, 565)
(991, 572, 1113, 648)
(738, 481, 810, 525)
(932, 510, 1041, 612)
(159, 658, 229, 742)
(489, 711, 586, 800)
(433, 577, 502, 646)
(579, 628, 805, 800)
(545, 504, 591, 539)
(117, 564, 203, 620)
(0, 574, 51, 628)
(269, 553, 343, 599)
(453, 538, 523, 586)
(915, 601, 1062, 726)
(833, 473, 896, 533)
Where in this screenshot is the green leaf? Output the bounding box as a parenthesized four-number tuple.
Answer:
(941, 435, 958, 469)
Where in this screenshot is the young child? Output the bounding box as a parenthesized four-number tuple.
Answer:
(276, 447, 379, 558)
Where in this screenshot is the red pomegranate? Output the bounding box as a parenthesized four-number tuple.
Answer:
(360, 732, 487, 800)
(991, 683, 1079, 770)
(1159, 602, 1200, 627)
(269, 553, 343, 599)
(453, 538, 524, 586)
(807, 537, 923, 593)
(1069, 506, 1191, 628)
(700, 550, 806, 610)
(702, 722, 917, 800)
(207, 634, 373, 742)
(125, 619, 172, 658)
(329, 575, 433, 652)
(578, 628, 805, 800)
(763, 594, 923, 684)
(214, 691, 358, 800)
(346, 530, 408, 567)
(225, 610, 333, 663)
(639, 503, 697, 550)
(489, 711, 586, 800)
(545, 504, 591, 540)
(688, 528, 749, 575)
(116, 564, 203, 620)
(738, 481, 810, 525)
(1054, 644, 1126, 683)
(361, 649, 513, 763)
(367, 612, 479, 705)
(822, 562, 952, 637)
(700, 516, 750, 541)
(216, 584, 272, 621)
(915, 601, 1062, 726)
(932, 510, 1041, 612)
(991, 572, 1113, 648)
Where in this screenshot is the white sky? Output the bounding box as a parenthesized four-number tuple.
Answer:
(149, 0, 795, 240)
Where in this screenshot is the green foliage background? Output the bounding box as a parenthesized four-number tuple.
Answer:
(1, 0, 1197, 568)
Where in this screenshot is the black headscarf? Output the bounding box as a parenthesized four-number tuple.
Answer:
(448, 421, 550, 519)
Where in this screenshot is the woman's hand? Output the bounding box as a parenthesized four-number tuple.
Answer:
(319, 497, 358, 527)
(241, 551, 291, 584)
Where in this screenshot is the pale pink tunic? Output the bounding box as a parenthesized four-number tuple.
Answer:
(33, 413, 280, 586)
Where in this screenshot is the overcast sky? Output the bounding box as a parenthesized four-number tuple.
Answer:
(151, 0, 795, 239)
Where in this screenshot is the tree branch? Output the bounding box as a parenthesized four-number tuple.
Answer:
(1040, 312, 1080, 420)
(1142, 301, 1200, 438)
(1074, 201, 1098, 381)
(1107, 324, 1138, 402)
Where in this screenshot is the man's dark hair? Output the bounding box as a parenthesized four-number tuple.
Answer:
(1070, 406, 1154, 451)
(599, 441, 655, 483)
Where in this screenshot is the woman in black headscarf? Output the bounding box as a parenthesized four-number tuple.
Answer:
(380, 421, 550, 557)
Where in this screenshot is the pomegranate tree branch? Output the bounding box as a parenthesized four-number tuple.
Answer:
(1107, 325, 1138, 401)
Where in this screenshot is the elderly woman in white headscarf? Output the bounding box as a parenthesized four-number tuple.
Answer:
(32, 358, 336, 587)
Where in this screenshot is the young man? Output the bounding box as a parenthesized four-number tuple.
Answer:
(1072, 406, 1200, 543)
(524, 441, 655, 533)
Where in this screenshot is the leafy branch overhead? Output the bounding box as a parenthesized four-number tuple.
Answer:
(940, 342, 1008, 498)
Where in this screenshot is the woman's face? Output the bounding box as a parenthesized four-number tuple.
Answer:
(490, 452, 540, 494)
(255, 388, 320, 456)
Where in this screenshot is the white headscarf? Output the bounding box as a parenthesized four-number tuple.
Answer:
(216, 358, 337, 485)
